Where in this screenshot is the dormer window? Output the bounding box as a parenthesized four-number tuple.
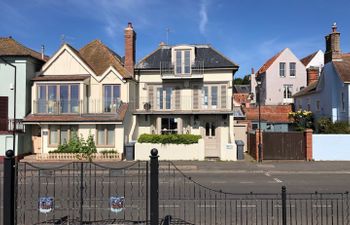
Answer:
(175, 49, 191, 74)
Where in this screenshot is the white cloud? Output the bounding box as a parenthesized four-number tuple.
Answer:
(199, 0, 208, 35)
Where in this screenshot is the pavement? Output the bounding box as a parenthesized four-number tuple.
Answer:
(12, 153, 350, 173)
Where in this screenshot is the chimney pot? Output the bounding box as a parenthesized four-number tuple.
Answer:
(41, 45, 45, 60)
(251, 68, 255, 74)
(332, 22, 337, 32)
(128, 22, 133, 28)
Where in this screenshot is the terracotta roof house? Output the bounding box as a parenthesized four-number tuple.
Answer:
(255, 48, 307, 105)
(133, 43, 239, 160)
(23, 23, 137, 155)
(294, 24, 350, 123)
(0, 37, 47, 160)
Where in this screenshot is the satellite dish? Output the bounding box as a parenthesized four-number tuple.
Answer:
(144, 103, 151, 111)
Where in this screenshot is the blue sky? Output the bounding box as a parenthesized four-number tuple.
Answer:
(1, 0, 349, 77)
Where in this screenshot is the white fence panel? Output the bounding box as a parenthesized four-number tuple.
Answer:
(313, 134, 350, 160)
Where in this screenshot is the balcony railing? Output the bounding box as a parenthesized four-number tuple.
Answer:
(160, 61, 204, 79)
(33, 99, 122, 115)
(0, 119, 25, 133)
(137, 95, 230, 112)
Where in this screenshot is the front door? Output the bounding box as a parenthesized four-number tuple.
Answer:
(203, 117, 220, 158)
(32, 125, 42, 154)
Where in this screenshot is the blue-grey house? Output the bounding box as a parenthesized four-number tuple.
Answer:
(294, 24, 350, 124)
(0, 37, 46, 161)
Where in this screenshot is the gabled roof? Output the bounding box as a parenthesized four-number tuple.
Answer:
(136, 44, 238, 69)
(79, 40, 131, 78)
(0, 37, 48, 62)
(300, 51, 318, 66)
(256, 49, 285, 76)
(293, 81, 319, 97)
(333, 55, 350, 83)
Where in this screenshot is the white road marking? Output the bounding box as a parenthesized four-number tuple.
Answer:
(264, 172, 271, 177)
(273, 178, 282, 183)
(211, 181, 227, 184)
(239, 181, 254, 184)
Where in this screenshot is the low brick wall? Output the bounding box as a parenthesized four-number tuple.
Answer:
(36, 153, 121, 161)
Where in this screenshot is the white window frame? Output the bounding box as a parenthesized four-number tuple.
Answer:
(289, 62, 296, 77)
(283, 85, 293, 99)
(279, 62, 286, 77)
(175, 49, 191, 75)
(96, 125, 115, 147)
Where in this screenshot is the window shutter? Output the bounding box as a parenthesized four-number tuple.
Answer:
(193, 85, 199, 110)
(148, 86, 154, 109)
(0, 97, 8, 131)
(175, 87, 181, 110)
(221, 85, 227, 109)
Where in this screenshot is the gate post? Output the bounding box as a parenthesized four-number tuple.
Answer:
(3, 149, 15, 225)
(150, 148, 159, 225)
(282, 186, 287, 225)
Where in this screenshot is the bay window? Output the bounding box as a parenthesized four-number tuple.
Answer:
(37, 84, 80, 114)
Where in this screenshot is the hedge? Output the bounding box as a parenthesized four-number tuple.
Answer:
(138, 134, 202, 144)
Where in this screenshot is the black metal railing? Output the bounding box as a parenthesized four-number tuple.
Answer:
(0, 119, 24, 132)
(155, 160, 350, 225)
(2, 149, 350, 225)
(160, 61, 204, 78)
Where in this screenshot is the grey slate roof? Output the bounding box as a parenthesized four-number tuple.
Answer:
(136, 45, 238, 69)
(233, 85, 251, 93)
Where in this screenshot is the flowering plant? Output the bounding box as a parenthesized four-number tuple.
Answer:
(288, 110, 313, 131)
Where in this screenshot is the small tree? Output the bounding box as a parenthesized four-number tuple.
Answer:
(288, 110, 314, 131)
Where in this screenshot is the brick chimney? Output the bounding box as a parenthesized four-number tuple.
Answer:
(306, 66, 319, 85)
(324, 23, 341, 64)
(124, 22, 136, 77)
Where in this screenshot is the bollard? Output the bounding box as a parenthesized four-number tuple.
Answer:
(282, 186, 287, 225)
(150, 148, 159, 225)
(3, 149, 15, 225)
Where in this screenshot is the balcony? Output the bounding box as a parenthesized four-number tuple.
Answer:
(33, 99, 122, 115)
(137, 96, 231, 114)
(160, 61, 204, 79)
(0, 119, 25, 133)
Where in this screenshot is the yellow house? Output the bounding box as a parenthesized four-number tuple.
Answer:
(133, 43, 239, 160)
(24, 23, 137, 154)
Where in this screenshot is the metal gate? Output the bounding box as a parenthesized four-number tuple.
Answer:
(263, 132, 306, 160)
(15, 161, 148, 225)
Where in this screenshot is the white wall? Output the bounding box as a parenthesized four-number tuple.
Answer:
(313, 134, 350, 160)
(264, 48, 307, 105)
(135, 139, 205, 160)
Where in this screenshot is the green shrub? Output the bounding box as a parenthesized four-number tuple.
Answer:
(288, 110, 314, 131)
(317, 117, 350, 134)
(138, 134, 202, 144)
(100, 149, 118, 154)
(49, 133, 97, 155)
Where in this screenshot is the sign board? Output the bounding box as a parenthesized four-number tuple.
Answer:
(110, 196, 125, 214)
(39, 197, 54, 213)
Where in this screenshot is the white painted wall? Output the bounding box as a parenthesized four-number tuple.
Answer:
(135, 139, 205, 160)
(305, 50, 324, 70)
(313, 134, 350, 160)
(42, 49, 90, 75)
(263, 48, 307, 105)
